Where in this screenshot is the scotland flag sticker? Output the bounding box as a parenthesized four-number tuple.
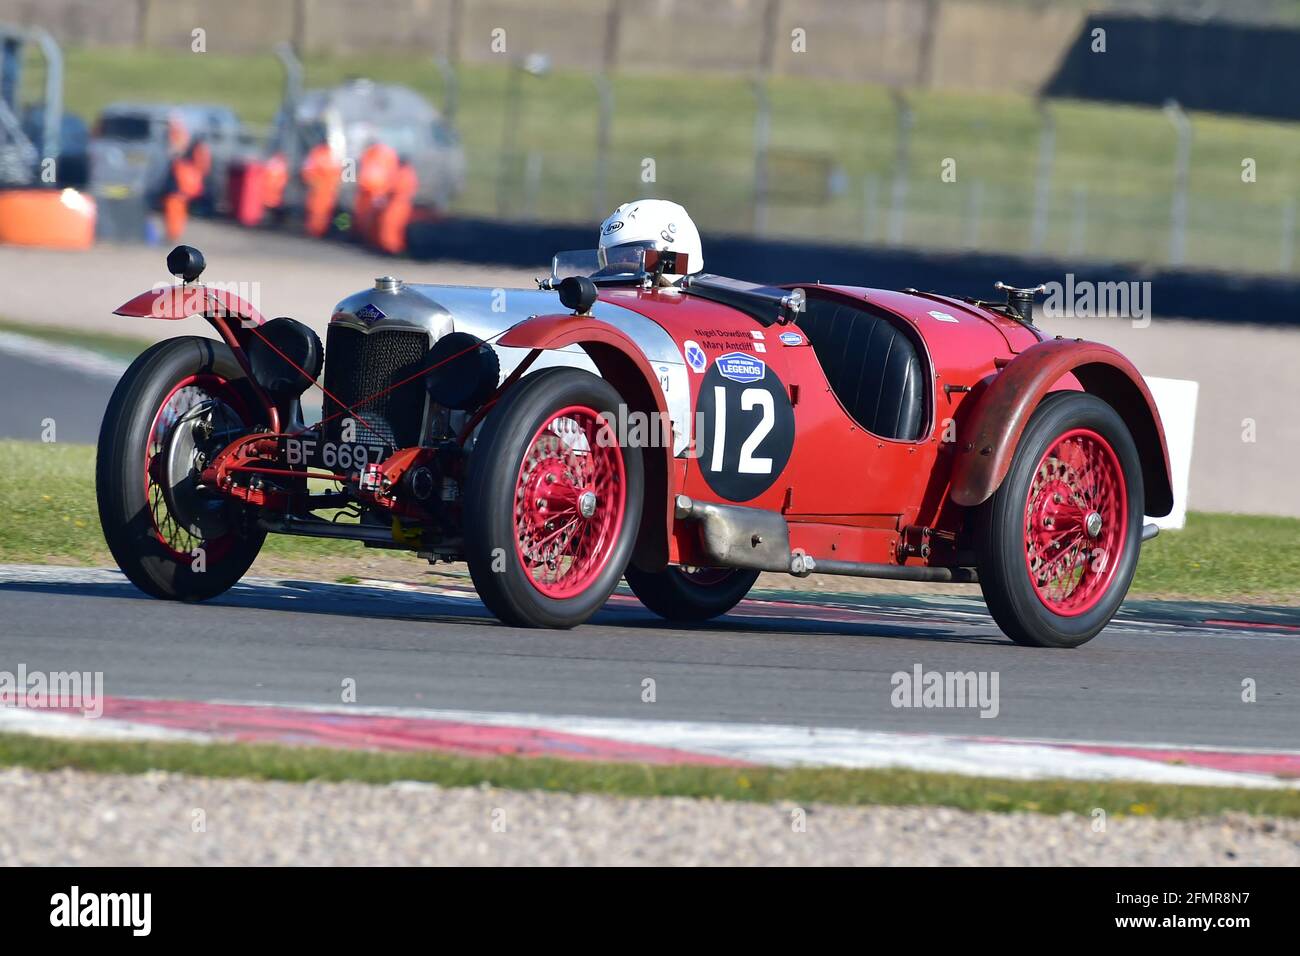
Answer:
(684, 340, 707, 373)
(715, 352, 766, 384)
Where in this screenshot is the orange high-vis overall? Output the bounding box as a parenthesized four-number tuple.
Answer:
(375, 162, 419, 255)
(163, 157, 203, 241)
(354, 142, 399, 244)
(301, 143, 342, 238)
(263, 152, 289, 210)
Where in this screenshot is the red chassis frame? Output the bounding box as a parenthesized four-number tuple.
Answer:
(114, 279, 1173, 575)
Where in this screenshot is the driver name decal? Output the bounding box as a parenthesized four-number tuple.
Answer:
(715, 353, 766, 384)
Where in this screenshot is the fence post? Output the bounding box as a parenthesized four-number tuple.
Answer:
(593, 74, 614, 220)
(863, 174, 880, 243)
(593, 0, 620, 219)
(752, 0, 780, 236)
(1281, 198, 1296, 272)
(523, 151, 542, 220)
(753, 78, 771, 236)
(888, 88, 913, 246)
(1163, 100, 1192, 267)
(963, 179, 984, 249)
(1030, 98, 1055, 254)
(1068, 184, 1088, 257)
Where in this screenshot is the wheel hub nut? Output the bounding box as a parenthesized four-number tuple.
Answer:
(1085, 511, 1103, 538)
(578, 490, 597, 519)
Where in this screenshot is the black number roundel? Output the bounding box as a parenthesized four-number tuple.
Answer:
(694, 356, 795, 502)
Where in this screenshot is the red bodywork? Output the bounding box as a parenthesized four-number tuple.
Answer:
(115, 278, 1172, 575)
(501, 283, 1172, 573)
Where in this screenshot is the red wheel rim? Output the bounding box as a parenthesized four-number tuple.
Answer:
(144, 373, 249, 563)
(513, 405, 626, 599)
(1022, 427, 1128, 617)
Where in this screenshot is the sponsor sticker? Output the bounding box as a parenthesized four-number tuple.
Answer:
(715, 352, 766, 384)
(684, 340, 707, 373)
(928, 309, 958, 323)
(356, 303, 387, 323)
(779, 331, 803, 346)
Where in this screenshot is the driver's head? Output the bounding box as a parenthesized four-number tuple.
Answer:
(598, 199, 703, 282)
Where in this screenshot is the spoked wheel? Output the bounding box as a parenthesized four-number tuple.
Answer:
(464, 368, 643, 628)
(975, 393, 1142, 648)
(624, 564, 759, 622)
(97, 337, 266, 601)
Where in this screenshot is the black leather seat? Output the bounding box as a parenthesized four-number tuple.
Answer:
(796, 296, 926, 440)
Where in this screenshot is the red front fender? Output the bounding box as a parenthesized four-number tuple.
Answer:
(114, 284, 265, 325)
(950, 338, 1174, 517)
(114, 284, 277, 430)
(499, 313, 678, 569)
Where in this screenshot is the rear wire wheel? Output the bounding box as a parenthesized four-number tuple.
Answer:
(975, 392, 1143, 648)
(624, 565, 759, 622)
(464, 368, 643, 628)
(97, 337, 266, 601)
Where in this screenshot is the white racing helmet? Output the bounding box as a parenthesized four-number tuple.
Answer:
(598, 199, 703, 281)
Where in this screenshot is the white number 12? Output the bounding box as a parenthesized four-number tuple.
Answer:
(709, 386, 774, 475)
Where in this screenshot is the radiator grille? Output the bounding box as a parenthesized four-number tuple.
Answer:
(322, 325, 430, 450)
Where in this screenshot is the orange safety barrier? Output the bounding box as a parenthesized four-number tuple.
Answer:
(0, 189, 96, 249)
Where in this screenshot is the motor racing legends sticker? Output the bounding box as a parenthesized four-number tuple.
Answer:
(779, 330, 804, 346)
(684, 339, 707, 373)
(927, 309, 959, 323)
(714, 352, 766, 384)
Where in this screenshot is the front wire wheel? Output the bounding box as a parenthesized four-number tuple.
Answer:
(975, 393, 1143, 648)
(465, 368, 644, 628)
(513, 405, 627, 599)
(97, 337, 266, 601)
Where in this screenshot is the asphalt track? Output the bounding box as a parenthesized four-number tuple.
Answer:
(1, 566, 1297, 753)
(0, 349, 117, 444)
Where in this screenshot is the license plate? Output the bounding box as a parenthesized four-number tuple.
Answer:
(282, 436, 391, 473)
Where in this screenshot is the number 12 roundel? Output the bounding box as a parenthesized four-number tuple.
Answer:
(694, 353, 795, 502)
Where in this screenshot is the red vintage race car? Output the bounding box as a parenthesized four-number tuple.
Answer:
(97, 244, 1170, 648)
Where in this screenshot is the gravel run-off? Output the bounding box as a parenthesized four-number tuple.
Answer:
(3, 767, 1297, 866)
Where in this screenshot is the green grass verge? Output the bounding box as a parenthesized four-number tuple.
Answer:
(0, 318, 153, 365)
(30, 47, 1300, 273)
(1132, 512, 1300, 603)
(2, 439, 1296, 602)
(1, 731, 1296, 819)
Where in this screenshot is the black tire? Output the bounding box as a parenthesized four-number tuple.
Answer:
(974, 392, 1143, 648)
(464, 367, 644, 628)
(96, 336, 266, 601)
(625, 565, 759, 622)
